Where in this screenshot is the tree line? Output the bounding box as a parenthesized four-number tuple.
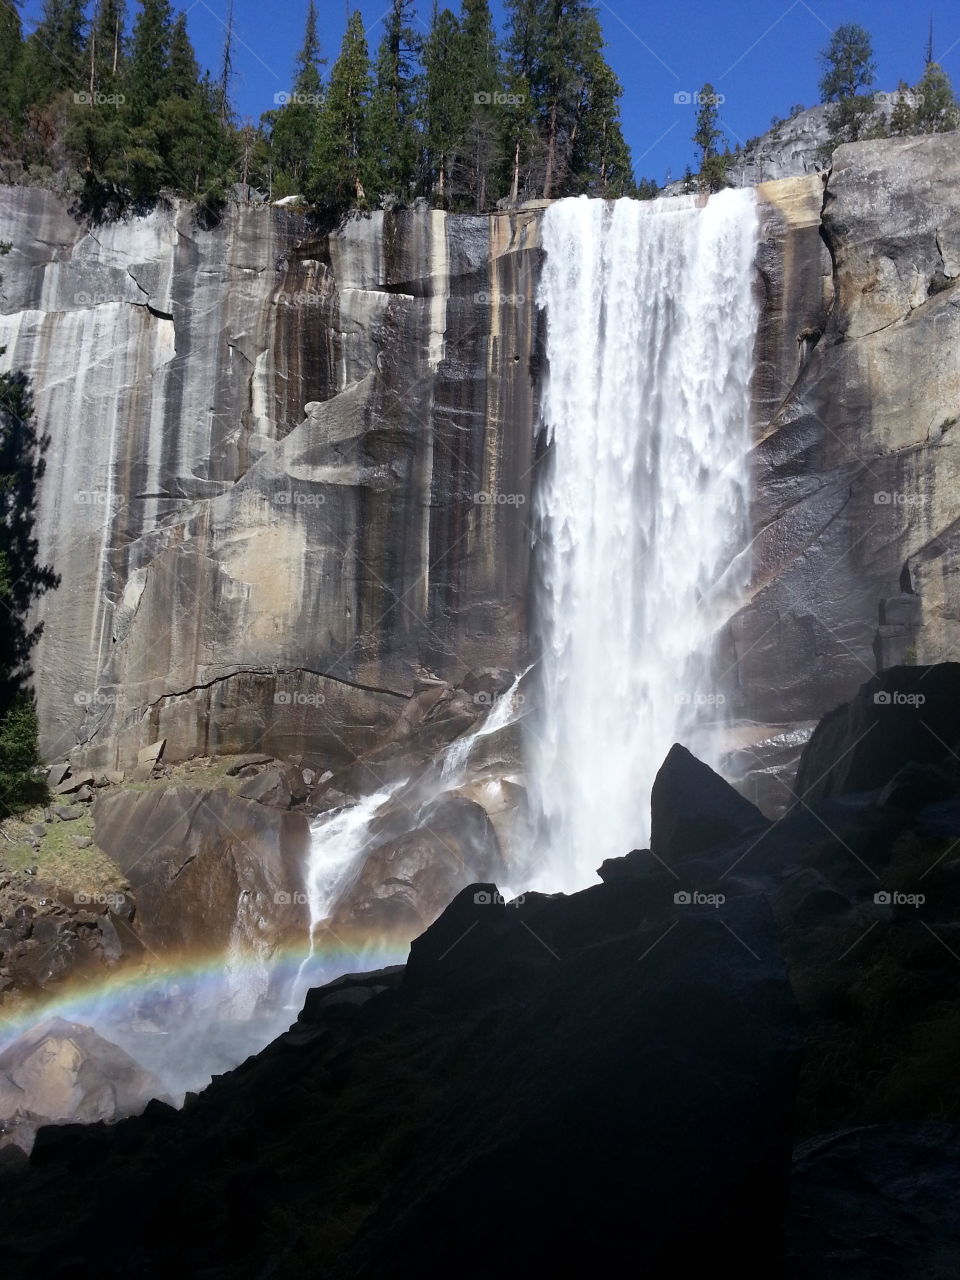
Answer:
(0, 0, 647, 222)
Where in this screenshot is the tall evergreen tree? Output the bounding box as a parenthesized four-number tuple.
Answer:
(0, 1, 24, 119)
(167, 12, 200, 98)
(912, 60, 960, 133)
(565, 10, 634, 196)
(455, 0, 501, 210)
(86, 0, 126, 97)
(127, 0, 174, 116)
(369, 0, 420, 200)
(818, 23, 877, 147)
(16, 0, 86, 108)
(306, 11, 373, 215)
(0, 252, 58, 812)
(420, 5, 463, 202)
(693, 82, 727, 192)
(267, 0, 326, 195)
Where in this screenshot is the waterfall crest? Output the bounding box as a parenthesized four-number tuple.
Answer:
(528, 191, 760, 891)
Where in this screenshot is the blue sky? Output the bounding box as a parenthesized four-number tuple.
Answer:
(24, 1, 960, 182)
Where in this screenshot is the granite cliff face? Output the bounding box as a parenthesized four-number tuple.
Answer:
(0, 191, 540, 769)
(1, 132, 959, 800)
(730, 133, 960, 809)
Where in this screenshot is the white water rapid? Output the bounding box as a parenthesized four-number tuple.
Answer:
(527, 190, 760, 892)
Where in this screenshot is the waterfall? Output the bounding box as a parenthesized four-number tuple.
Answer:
(287, 780, 407, 1009)
(528, 191, 760, 891)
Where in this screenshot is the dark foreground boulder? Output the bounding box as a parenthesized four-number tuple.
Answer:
(0, 872, 799, 1279)
(651, 742, 769, 864)
(786, 1124, 960, 1279)
(794, 664, 960, 803)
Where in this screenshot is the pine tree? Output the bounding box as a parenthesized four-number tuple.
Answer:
(267, 0, 326, 195)
(369, 0, 420, 200)
(0, 1, 23, 119)
(818, 23, 877, 148)
(306, 11, 374, 215)
(912, 60, 960, 133)
(693, 83, 727, 192)
(888, 80, 914, 135)
(455, 0, 501, 210)
(0, 280, 58, 812)
(16, 0, 86, 109)
(818, 23, 876, 101)
(127, 0, 174, 117)
(86, 0, 126, 97)
(565, 12, 634, 197)
(420, 5, 463, 202)
(167, 12, 200, 99)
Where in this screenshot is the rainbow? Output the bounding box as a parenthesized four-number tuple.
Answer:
(0, 934, 409, 1064)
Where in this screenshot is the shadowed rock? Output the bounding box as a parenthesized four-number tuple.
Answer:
(651, 743, 769, 864)
(794, 664, 960, 804)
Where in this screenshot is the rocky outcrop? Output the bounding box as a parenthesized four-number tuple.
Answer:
(0, 1018, 164, 1156)
(650, 742, 769, 863)
(91, 786, 310, 957)
(794, 663, 960, 803)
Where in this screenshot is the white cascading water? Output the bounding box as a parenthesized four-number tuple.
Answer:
(528, 190, 760, 892)
(287, 780, 407, 1009)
